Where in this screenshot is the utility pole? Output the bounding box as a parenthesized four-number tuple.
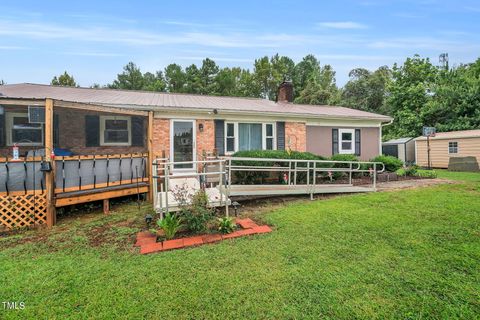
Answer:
(439, 53, 449, 71)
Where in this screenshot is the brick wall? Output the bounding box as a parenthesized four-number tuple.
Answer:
(196, 119, 215, 158)
(285, 122, 306, 152)
(152, 118, 170, 158)
(151, 118, 215, 160)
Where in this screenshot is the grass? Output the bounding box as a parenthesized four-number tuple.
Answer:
(1, 173, 480, 319)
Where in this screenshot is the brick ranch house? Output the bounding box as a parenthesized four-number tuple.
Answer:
(0, 82, 392, 161)
(0, 82, 392, 229)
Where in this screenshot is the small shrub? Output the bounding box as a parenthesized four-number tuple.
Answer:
(157, 213, 182, 240)
(397, 165, 418, 177)
(416, 170, 438, 179)
(370, 155, 404, 172)
(178, 189, 215, 234)
(231, 150, 327, 184)
(329, 154, 359, 179)
(217, 217, 236, 234)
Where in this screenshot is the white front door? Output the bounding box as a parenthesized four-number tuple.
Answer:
(170, 120, 196, 170)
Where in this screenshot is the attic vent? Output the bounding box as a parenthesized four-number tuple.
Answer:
(28, 106, 46, 124)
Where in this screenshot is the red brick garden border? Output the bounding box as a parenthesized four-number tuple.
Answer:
(134, 218, 272, 254)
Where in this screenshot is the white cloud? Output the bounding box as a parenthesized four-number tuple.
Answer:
(317, 21, 368, 29)
(0, 20, 318, 48)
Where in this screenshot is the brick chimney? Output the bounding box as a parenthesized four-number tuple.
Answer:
(277, 81, 293, 103)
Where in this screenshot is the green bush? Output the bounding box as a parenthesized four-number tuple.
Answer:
(370, 155, 404, 172)
(157, 213, 182, 240)
(416, 170, 438, 179)
(231, 150, 326, 184)
(396, 165, 418, 177)
(179, 189, 214, 234)
(329, 154, 361, 179)
(217, 217, 236, 234)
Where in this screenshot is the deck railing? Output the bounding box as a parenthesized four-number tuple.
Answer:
(152, 158, 229, 217)
(225, 156, 385, 190)
(55, 153, 148, 194)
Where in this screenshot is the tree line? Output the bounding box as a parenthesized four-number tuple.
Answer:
(3, 54, 480, 140)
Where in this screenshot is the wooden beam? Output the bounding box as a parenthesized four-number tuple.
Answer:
(0, 98, 45, 106)
(53, 100, 148, 116)
(147, 111, 154, 202)
(45, 98, 56, 227)
(55, 185, 148, 207)
(103, 199, 110, 214)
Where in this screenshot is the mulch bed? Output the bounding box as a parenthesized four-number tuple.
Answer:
(134, 218, 272, 254)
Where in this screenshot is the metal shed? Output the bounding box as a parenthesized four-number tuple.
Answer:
(382, 137, 415, 164)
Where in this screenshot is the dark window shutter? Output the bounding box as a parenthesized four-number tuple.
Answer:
(332, 129, 339, 155)
(276, 122, 285, 150)
(53, 114, 60, 147)
(355, 129, 361, 156)
(0, 113, 5, 147)
(85, 115, 100, 147)
(214, 120, 225, 156)
(131, 116, 145, 147)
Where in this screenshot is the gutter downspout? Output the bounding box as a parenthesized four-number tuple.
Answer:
(379, 119, 394, 155)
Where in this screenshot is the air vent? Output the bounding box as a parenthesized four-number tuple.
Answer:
(28, 106, 45, 124)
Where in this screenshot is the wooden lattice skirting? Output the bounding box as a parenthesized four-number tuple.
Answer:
(0, 193, 47, 230)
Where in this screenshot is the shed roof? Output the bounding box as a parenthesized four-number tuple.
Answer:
(0, 83, 392, 121)
(383, 137, 414, 145)
(415, 129, 480, 141)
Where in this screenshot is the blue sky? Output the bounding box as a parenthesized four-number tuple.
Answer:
(1, 0, 479, 86)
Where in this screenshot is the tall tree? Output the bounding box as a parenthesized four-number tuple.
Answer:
(51, 71, 78, 87)
(199, 58, 219, 94)
(143, 71, 166, 92)
(164, 63, 186, 93)
(295, 63, 339, 105)
(341, 66, 392, 113)
(384, 55, 438, 139)
(293, 54, 322, 97)
(109, 62, 144, 90)
(184, 64, 202, 94)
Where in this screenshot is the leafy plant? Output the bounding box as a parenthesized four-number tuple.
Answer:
(217, 217, 236, 234)
(397, 165, 418, 177)
(370, 155, 404, 172)
(416, 170, 438, 179)
(231, 150, 327, 184)
(157, 213, 182, 240)
(175, 189, 215, 234)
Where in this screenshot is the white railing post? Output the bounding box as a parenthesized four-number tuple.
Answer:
(152, 159, 158, 213)
(164, 160, 170, 216)
(373, 163, 377, 191)
(349, 162, 352, 185)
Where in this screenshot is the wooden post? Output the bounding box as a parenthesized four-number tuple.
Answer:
(45, 98, 56, 227)
(147, 111, 154, 202)
(103, 199, 110, 214)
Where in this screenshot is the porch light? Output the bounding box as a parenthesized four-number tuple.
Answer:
(145, 214, 153, 226)
(198, 123, 204, 132)
(232, 201, 240, 216)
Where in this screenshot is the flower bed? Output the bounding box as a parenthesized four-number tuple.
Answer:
(135, 218, 272, 254)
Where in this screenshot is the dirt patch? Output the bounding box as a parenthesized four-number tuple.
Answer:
(376, 178, 457, 191)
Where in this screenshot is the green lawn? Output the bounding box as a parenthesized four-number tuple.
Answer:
(1, 172, 480, 319)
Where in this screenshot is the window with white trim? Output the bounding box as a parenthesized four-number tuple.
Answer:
(264, 123, 275, 150)
(225, 122, 235, 153)
(6, 112, 43, 146)
(339, 128, 355, 154)
(224, 122, 276, 153)
(100, 115, 131, 146)
(448, 141, 458, 154)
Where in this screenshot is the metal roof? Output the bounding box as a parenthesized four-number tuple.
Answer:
(383, 137, 414, 145)
(415, 129, 480, 141)
(0, 83, 392, 121)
